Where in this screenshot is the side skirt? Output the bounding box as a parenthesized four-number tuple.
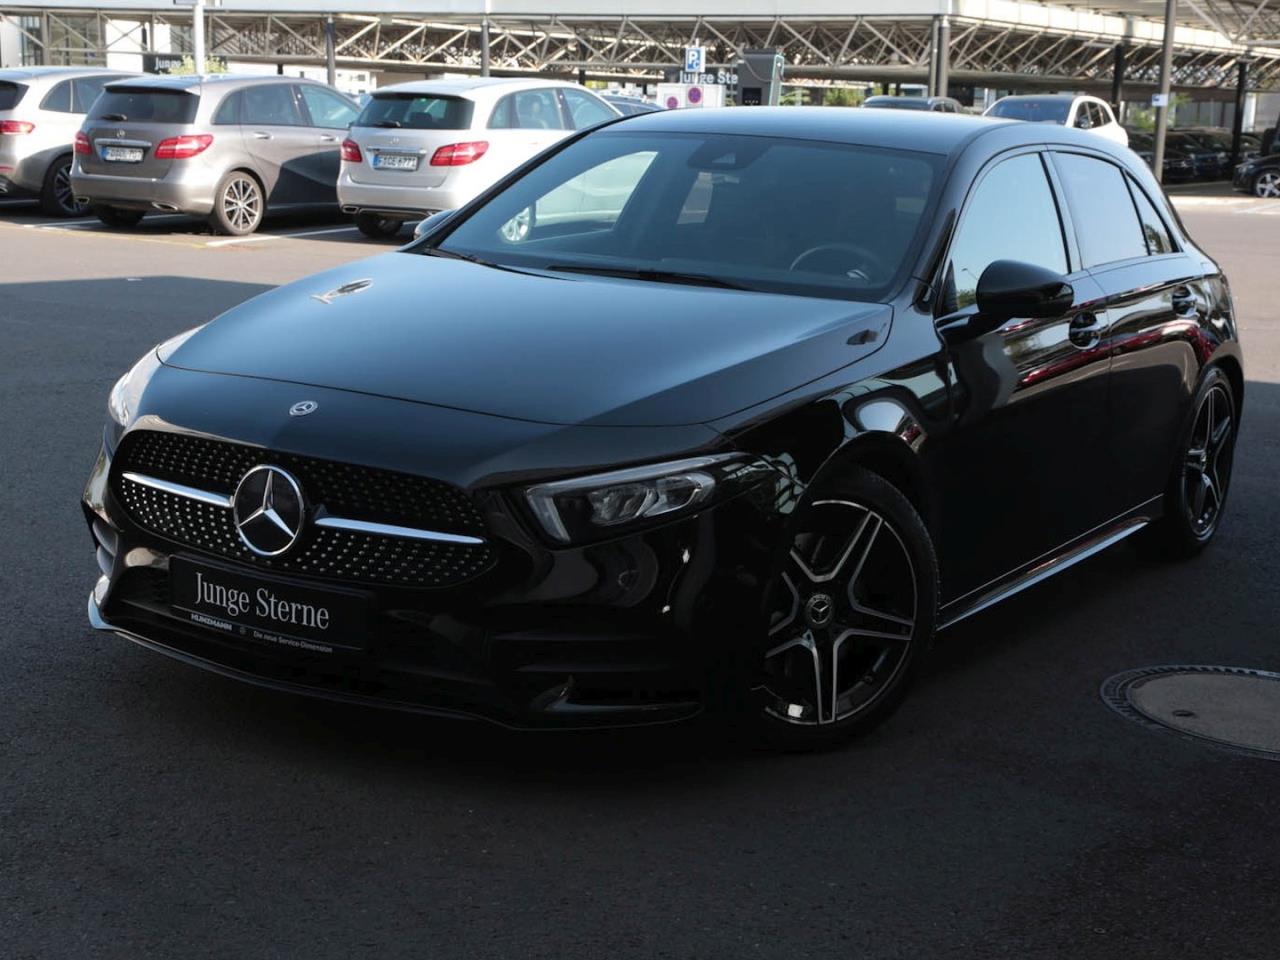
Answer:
(938, 496, 1162, 630)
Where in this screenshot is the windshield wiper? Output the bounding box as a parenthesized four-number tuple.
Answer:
(419, 245, 548, 279)
(100, 113, 127, 122)
(421, 246, 500, 267)
(546, 264, 753, 291)
(372, 120, 402, 128)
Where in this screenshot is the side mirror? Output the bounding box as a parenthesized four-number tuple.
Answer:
(976, 260, 1073, 322)
(937, 260, 1074, 345)
(413, 209, 456, 240)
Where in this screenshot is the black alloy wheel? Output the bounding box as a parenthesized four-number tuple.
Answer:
(1146, 366, 1237, 557)
(40, 155, 80, 217)
(757, 467, 937, 748)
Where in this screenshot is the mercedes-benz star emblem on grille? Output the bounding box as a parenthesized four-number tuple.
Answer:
(232, 465, 306, 557)
(289, 400, 318, 417)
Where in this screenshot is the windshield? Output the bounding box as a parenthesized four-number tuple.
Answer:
(0, 81, 26, 110)
(428, 130, 942, 302)
(90, 87, 199, 123)
(355, 92, 473, 130)
(987, 99, 1070, 124)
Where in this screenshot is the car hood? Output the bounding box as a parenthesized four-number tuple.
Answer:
(162, 252, 893, 427)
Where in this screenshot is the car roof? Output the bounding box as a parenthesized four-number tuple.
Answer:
(101, 73, 309, 93)
(615, 106, 1021, 156)
(370, 77, 574, 98)
(0, 66, 133, 82)
(995, 94, 1079, 103)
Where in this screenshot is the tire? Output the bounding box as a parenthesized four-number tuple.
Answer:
(753, 466, 939, 750)
(90, 204, 145, 229)
(1142, 366, 1238, 559)
(354, 212, 403, 239)
(209, 171, 264, 236)
(1252, 169, 1280, 198)
(39, 154, 79, 217)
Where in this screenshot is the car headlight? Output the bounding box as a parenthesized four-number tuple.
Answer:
(525, 454, 771, 544)
(107, 348, 162, 427)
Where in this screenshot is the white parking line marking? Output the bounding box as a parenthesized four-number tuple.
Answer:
(204, 234, 273, 247)
(23, 218, 102, 227)
(277, 225, 361, 238)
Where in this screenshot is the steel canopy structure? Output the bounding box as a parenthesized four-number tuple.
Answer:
(2, 0, 1280, 94)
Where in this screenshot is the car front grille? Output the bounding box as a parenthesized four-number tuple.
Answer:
(112, 430, 496, 588)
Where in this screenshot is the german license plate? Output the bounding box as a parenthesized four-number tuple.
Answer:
(169, 556, 370, 654)
(102, 146, 144, 163)
(373, 152, 419, 171)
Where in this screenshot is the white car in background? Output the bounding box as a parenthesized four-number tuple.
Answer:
(984, 94, 1129, 147)
(337, 77, 620, 238)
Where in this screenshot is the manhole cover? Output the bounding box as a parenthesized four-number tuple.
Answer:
(1101, 666, 1280, 761)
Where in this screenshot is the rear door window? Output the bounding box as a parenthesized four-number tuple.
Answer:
(71, 76, 112, 113)
(41, 80, 73, 113)
(298, 85, 358, 129)
(90, 88, 200, 123)
(945, 152, 1068, 310)
(1053, 153, 1148, 267)
(240, 84, 304, 126)
(356, 93, 472, 130)
(504, 89, 567, 130)
(0, 81, 26, 110)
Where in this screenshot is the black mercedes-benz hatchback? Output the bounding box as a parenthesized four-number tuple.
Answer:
(84, 107, 1243, 748)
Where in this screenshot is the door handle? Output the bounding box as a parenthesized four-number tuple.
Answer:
(1172, 286, 1198, 317)
(320, 134, 339, 143)
(252, 131, 272, 140)
(1068, 311, 1104, 348)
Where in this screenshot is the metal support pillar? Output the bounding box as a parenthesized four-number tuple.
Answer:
(192, 0, 205, 72)
(936, 17, 950, 98)
(1111, 43, 1127, 119)
(1152, 0, 1177, 183)
(39, 11, 49, 65)
(1231, 59, 1249, 166)
(325, 15, 336, 86)
(480, 19, 490, 77)
(927, 16, 940, 96)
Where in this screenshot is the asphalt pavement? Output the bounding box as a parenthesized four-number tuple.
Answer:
(1, 193, 1277, 959)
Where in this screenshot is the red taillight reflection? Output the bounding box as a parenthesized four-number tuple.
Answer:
(74, 131, 91, 155)
(154, 133, 213, 159)
(340, 138, 363, 162)
(0, 120, 35, 135)
(430, 141, 489, 166)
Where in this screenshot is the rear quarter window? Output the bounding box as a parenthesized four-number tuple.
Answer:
(91, 88, 200, 124)
(0, 81, 26, 110)
(355, 94, 472, 130)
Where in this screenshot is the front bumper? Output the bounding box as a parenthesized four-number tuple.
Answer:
(1233, 166, 1258, 191)
(83, 417, 782, 729)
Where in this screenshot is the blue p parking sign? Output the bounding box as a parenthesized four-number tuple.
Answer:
(684, 46, 706, 74)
